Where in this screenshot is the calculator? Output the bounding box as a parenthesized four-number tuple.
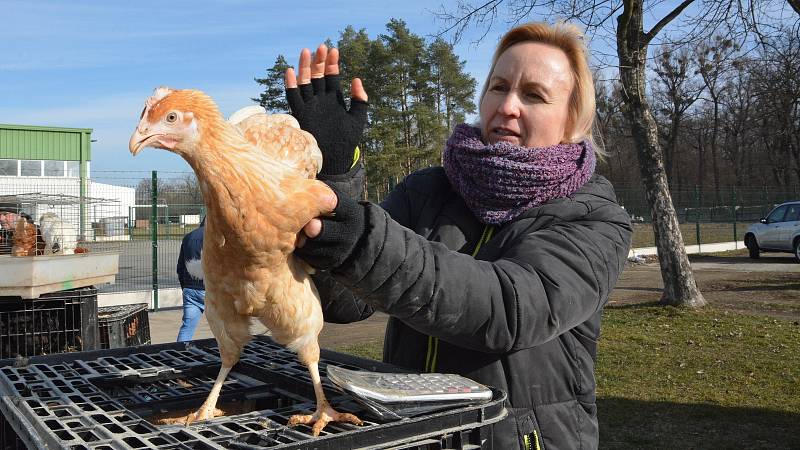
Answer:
(326, 365, 493, 420)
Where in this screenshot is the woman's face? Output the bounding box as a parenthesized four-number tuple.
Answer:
(480, 42, 574, 148)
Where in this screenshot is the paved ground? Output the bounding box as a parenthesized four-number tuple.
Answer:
(149, 307, 390, 348)
(89, 239, 183, 294)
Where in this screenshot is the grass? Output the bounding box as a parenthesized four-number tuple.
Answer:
(334, 339, 384, 362)
(334, 306, 800, 449)
(597, 304, 799, 449)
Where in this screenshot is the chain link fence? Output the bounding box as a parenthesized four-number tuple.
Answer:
(368, 178, 800, 249)
(599, 185, 799, 248)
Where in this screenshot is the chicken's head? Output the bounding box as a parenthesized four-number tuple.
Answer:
(129, 87, 223, 157)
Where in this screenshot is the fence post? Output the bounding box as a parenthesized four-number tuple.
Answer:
(151, 170, 159, 311)
(732, 187, 738, 249)
(695, 186, 701, 253)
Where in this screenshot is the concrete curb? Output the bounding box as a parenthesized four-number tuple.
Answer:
(628, 241, 744, 257)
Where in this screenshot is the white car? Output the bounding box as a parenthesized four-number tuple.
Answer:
(744, 201, 800, 262)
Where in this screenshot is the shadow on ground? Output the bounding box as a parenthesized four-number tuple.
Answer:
(599, 397, 800, 449)
(689, 254, 797, 265)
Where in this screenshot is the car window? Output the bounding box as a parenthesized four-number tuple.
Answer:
(785, 204, 800, 222)
(767, 205, 788, 223)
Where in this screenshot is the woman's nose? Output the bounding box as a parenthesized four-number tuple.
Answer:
(497, 93, 521, 117)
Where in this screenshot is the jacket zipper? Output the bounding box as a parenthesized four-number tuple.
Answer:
(424, 224, 494, 373)
(523, 430, 542, 450)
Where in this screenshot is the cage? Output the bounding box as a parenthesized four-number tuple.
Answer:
(0, 193, 121, 298)
(0, 287, 98, 360)
(98, 304, 151, 349)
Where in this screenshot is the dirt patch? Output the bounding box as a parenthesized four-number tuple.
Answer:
(612, 252, 800, 320)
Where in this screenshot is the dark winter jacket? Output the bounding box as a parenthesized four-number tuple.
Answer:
(177, 222, 205, 290)
(317, 163, 632, 450)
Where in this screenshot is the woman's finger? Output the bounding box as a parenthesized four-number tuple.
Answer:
(295, 233, 307, 249)
(303, 218, 323, 239)
(351, 78, 369, 102)
(325, 48, 340, 76)
(285, 67, 298, 89)
(297, 48, 312, 85)
(311, 44, 327, 79)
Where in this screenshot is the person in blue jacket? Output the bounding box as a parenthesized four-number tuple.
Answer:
(176, 217, 205, 341)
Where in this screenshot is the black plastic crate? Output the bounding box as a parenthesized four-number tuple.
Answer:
(1, 412, 26, 450)
(98, 303, 151, 349)
(0, 287, 98, 360)
(0, 336, 506, 449)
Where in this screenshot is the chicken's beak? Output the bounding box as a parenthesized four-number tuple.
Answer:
(129, 127, 159, 156)
(129, 128, 146, 156)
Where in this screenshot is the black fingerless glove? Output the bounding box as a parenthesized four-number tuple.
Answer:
(286, 74, 368, 176)
(294, 184, 366, 271)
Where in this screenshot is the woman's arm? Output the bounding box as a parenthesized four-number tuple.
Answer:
(303, 180, 632, 353)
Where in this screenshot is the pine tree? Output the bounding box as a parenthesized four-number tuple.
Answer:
(253, 54, 290, 113)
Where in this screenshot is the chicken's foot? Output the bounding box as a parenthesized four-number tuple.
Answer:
(288, 361, 362, 436)
(185, 364, 232, 425)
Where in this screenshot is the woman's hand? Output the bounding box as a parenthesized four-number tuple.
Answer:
(285, 44, 369, 176)
(294, 183, 366, 271)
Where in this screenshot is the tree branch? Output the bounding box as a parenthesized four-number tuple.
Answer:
(644, 0, 696, 45)
(435, 0, 506, 40)
(788, 0, 800, 16)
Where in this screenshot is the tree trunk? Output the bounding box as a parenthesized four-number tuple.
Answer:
(617, 0, 706, 307)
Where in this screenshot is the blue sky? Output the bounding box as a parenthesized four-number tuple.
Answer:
(0, 1, 514, 174)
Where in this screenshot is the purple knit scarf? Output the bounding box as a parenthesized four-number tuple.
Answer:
(442, 123, 596, 224)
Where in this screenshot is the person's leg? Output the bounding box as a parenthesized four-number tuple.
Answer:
(177, 288, 206, 342)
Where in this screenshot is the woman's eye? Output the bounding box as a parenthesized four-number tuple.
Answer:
(166, 112, 178, 123)
(526, 92, 543, 100)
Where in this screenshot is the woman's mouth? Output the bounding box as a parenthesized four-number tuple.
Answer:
(490, 127, 522, 143)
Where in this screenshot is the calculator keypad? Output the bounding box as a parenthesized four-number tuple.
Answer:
(374, 373, 482, 396)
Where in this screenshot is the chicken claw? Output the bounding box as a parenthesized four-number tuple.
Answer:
(183, 407, 224, 426)
(288, 400, 363, 436)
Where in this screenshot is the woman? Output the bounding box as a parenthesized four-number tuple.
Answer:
(286, 22, 632, 450)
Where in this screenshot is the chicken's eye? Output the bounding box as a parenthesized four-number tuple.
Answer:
(166, 112, 178, 123)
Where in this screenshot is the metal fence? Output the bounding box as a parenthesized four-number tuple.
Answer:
(89, 171, 204, 298)
(606, 185, 799, 248)
(3, 169, 797, 303)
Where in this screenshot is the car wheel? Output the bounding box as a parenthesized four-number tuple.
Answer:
(745, 235, 760, 259)
(794, 238, 800, 263)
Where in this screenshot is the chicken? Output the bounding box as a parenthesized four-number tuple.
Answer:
(38, 212, 78, 255)
(11, 217, 40, 256)
(0, 211, 17, 255)
(129, 87, 362, 435)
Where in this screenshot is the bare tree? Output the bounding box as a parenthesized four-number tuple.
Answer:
(178, 174, 204, 205)
(651, 45, 703, 190)
(695, 35, 740, 203)
(719, 57, 755, 188)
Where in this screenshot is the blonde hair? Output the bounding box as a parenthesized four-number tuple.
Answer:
(480, 22, 599, 152)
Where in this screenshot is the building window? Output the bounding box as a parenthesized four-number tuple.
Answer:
(0, 159, 17, 176)
(20, 160, 42, 177)
(44, 160, 65, 177)
(66, 161, 80, 177)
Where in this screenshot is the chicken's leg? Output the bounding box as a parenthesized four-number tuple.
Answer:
(186, 298, 251, 425)
(288, 342, 362, 436)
